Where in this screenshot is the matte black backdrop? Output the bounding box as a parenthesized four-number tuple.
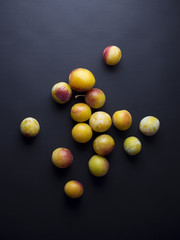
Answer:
(0, 0, 180, 239)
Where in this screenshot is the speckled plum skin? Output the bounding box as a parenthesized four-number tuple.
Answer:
(64, 180, 83, 198)
(85, 88, 106, 109)
(20, 117, 40, 137)
(123, 136, 142, 156)
(52, 148, 73, 168)
(69, 68, 95, 92)
(70, 103, 92, 122)
(89, 111, 112, 132)
(93, 134, 115, 156)
(112, 110, 132, 131)
(139, 116, 160, 136)
(52, 82, 72, 104)
(88, 155, 109, 177)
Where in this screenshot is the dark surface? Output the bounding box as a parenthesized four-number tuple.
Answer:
(0, 0, 180, 239)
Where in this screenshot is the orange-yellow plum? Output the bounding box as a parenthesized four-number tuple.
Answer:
(70, 103, 92, 122)
(93, 134, 115, 156)
(69, 68, 95, 92)
(52, 82, 72, 104)
(52, 148, 73, 168)
(72, 123, 93, 143)
(64, 180, 83, 198)
(85, 88, 106, 109)
(112, 110, 132, 131)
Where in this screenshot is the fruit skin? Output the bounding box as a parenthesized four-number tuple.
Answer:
(123, 136, 142, 156)
(93, 134, 115, 156)
(89, 111, 112, 132)
(70, 103, 92, 122)
(69, 68, 95, 92)
(112, 110, 132, 131)
(52, 82, 72, 104)
(20, 117, 40, 137)
(64, 180, 83, 199)
(139, 116, 160, 136)
(88, 155, 109, 177)
(103, 46, 122, 65)
(52, 148, 73, 168)
(72, 123, 93, 143)
(85, 88, 106, 109)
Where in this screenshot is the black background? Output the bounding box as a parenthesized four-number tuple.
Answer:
(0, 0, 180, 239)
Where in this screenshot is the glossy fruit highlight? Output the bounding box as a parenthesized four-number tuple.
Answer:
(52, 82, 72, 104)
(64, 180, 83, 198)
(89, 111, 112, 132)
(70, 103, 92, 122)
(72, 123, 93, 143)
(88, 155, 109, 177)
(85, 88, 106, 109)
(93, 134, 115, 156)
(69, 68, 95, 92)
(52, 148, 73, 168)
(20, 117, 40, 137)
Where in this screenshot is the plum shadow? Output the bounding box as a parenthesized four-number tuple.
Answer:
(63, 193, 83, 209)
(51, 164, 71, 180)
(88, 171, 109, 187)
(19, 132, 38, 145)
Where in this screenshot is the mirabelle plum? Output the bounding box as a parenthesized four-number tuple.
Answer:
(70, 103, 92, 122)
(72, 123, 93, 143)
(139, 116, 160, 136)
(93, 134, 115, 156)
(112, 110, 132, 131)
(85, 88, 106, 109)
(103, 46, 122, 65)
(52, 148, 73, 168)
(89, 111, 112, 132)
(64, 180, 83, 198)
(20, 117, 40, 137)
(88, 155, 109, 177)
(69, 68, 95, 92)
(123, 136, 142, 156)
(52, 82, 72, 104)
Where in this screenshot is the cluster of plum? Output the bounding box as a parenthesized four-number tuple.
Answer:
(20, 46, 160, 199)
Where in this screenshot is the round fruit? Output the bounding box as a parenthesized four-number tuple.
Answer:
(72, 123, 93, 143)
(69, 68, 95, 92)
(93, 134, 115, 156)
(64, 180, 83, 199)
(112, 110, 132, 131)
(52, 148, 73, 168)
(70, 103, 92, 122)
(103, 46, 122, 65)
(88, 155, 109, 177)
(20, 117, 40, 137)
(123, 136, 142, 156)
(139, 116, 160, 136)
(89, 111, 112, 132)
(85, 88, 106, 109)
(52, 82, 72, 104)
